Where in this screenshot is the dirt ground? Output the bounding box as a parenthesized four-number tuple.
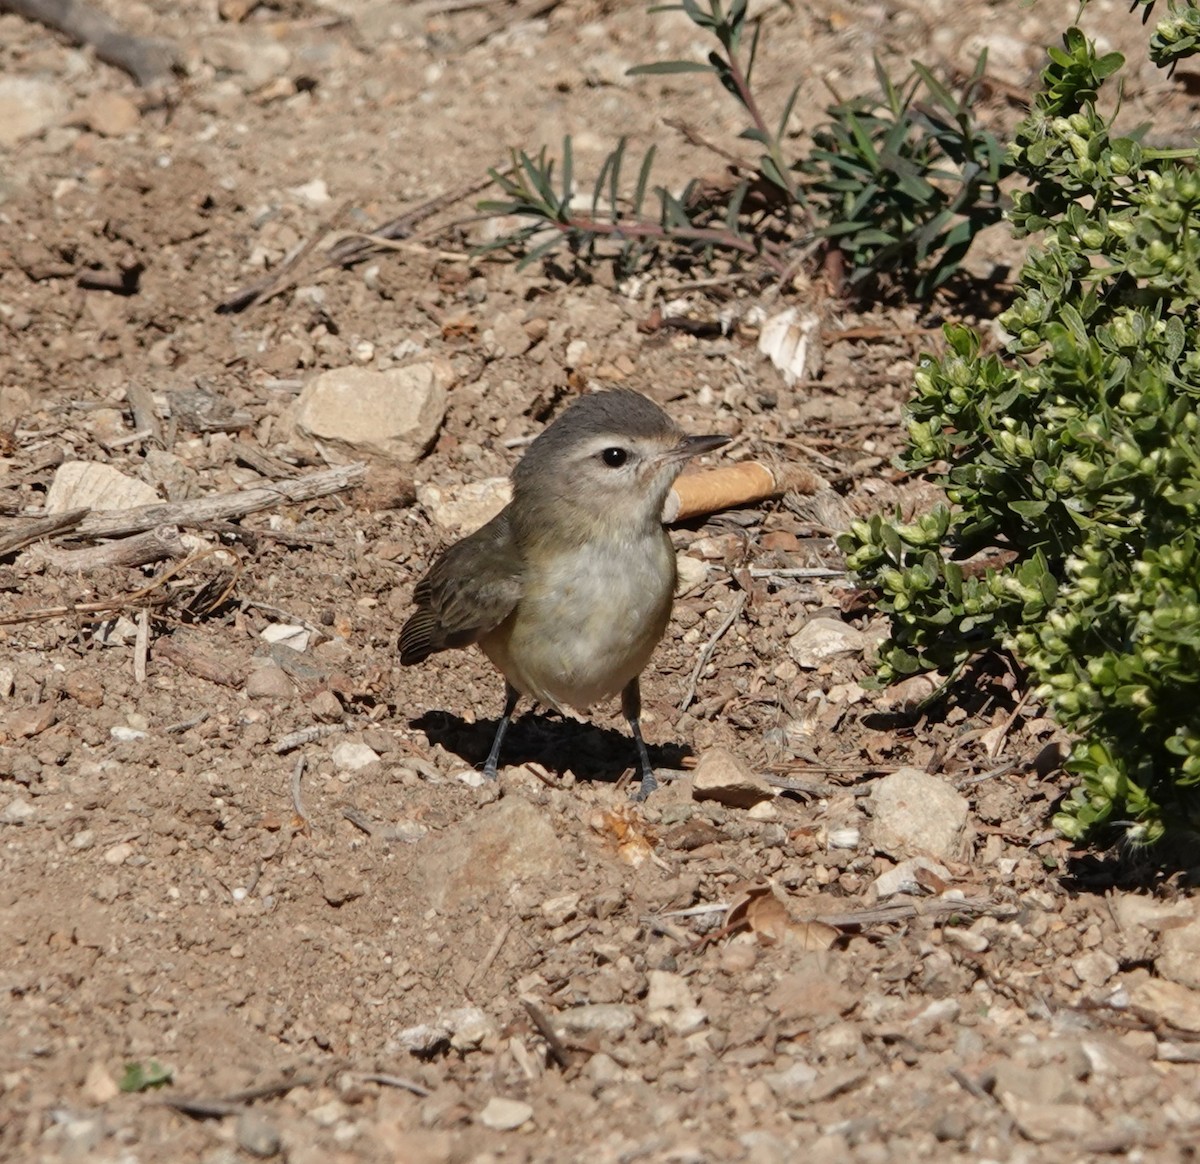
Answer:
(3, 1, 1200, 1161)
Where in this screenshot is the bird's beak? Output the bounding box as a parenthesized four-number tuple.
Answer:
(668, 433, 731, 463)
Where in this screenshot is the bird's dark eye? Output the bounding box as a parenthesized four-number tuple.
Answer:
(600, 447, 628, 468)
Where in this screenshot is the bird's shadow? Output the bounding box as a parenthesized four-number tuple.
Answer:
(412, 707, 690, 786)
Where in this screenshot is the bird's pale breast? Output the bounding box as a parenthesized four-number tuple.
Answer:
(479, 528, 675, 711)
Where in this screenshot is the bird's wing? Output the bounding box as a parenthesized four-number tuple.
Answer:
(399, 507, 523, 665)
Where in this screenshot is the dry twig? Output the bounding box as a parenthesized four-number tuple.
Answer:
(0, 0, 178, 84)
(679, 591, 747, 713)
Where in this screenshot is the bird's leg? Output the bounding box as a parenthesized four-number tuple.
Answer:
(483, 682, 520, 780)
(621, 676, 657, 800)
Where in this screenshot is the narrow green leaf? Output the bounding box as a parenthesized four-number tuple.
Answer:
(628, 60, 718, 75)
(633, 144, 657, 217)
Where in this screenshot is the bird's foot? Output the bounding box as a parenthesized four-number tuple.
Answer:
(631, 767, 658, 802)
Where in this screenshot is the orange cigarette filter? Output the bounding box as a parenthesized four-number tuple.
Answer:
(664, 461, 826, 523)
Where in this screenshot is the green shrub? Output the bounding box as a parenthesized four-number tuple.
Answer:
(478, 1, 1005, 295)
(841, 17, 1200, 845)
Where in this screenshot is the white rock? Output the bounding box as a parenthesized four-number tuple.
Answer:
(1157, 900, 1200, 989)
(446, 1006, 494, 1051)
(558, 1004, 637, 1035)
(203, 35, 292, 90)
(46, 462, 159, 514)
(872, 856, 953, 898)
(75, 92, 139, 137)
(691, 747, 774, 808)
(1073, 949, 1120, 988)
(1129, 978, 1200, 1033)
(331, 742, 380, 772)
(103, 842, 134, 865)
(289, 178, 331, 206)
(110, 725, 149, 743)
(647, 969, 706, 1033)
(788, 617, 865, 668)
(0, 797, 36, 825)
(82, 1061, 119, 1105)
(293, 362, 452, 463)
(675, 554, 709, 595)
(541, 893, 580, 927)
(478, 1097, 533, 1131)
(869, 767, 968, 861)
(417, 477, 511, 536)
(827, 826, 861, 850)
(0, 77, 69, 146)
(391, 1021, 450, 1054)
(260, 623, 312, 651)
(0, 668, 14, 699)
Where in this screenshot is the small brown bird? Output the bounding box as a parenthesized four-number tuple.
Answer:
(399, 389, 729, 798)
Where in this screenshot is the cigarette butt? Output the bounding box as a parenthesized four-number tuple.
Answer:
(664, 461, 828, 523)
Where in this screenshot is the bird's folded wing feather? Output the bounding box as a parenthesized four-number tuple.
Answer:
(399, 508, 523, 665)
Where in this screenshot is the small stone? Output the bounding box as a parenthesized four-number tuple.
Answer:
(564, 339, 589, 369)
(826, 825, 860, 850)
(318, 868, 364, 907)
(81, 1061, 119, 1105)
(244, 665, 295, 700)
(583, 1052, 628, 1086)
(478, 1097, 533, 1131)
(103, 842, 134, 865)
(1, 797, 36, 825)
(1129, 978, 1200, 1033)
(944, 927, 989, 953)
(308, 690, 344, 722)
(76, 92, 139, 136)
(391, 1022, 450, 1054)
(675, 554, 709, 594)
(558, 1004, 637, 1036)
(999, 1094, 1094, 1143)
(203, 34, 292, 90)
(63, 672, 105, 709)
(331, 741, 380, 772)
(110, 725, 148, 743)
(1158, 901, 1200, 989)
(0, 77, 69, 146)
(447, 1006, 494, 1052)
(788, 617, 865, 668)
(260, 624, 311, 651)
(488, 309, 534, 357)
(293, 362, 453, 463)
(869, 767, 969, 861)
(541, 893, 580, 927)
(289, 178, 331, 206)
(647, 969, 707, 1034)
(236, 1111, 281, 1158)
(416, 796, 567, 911)
(872, 856, 953, 898)
(45, 461, 159, 514)
(691, 747, 774, 808)
(417, 477, 511, 537)
(0, 667, 13, 699)
(762, 1059, 819, 1101)
(1073, 949, 1120, 988)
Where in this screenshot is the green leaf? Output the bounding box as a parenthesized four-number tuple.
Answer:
(120, 1061, 173, 1093)
(627, 60, 718, 75)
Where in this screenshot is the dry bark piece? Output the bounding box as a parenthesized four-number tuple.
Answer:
(25, 524, 185, 572)
(156, 638, 245, 688)
(72, 463, 364, 539)
(0, 509, 88, 558)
